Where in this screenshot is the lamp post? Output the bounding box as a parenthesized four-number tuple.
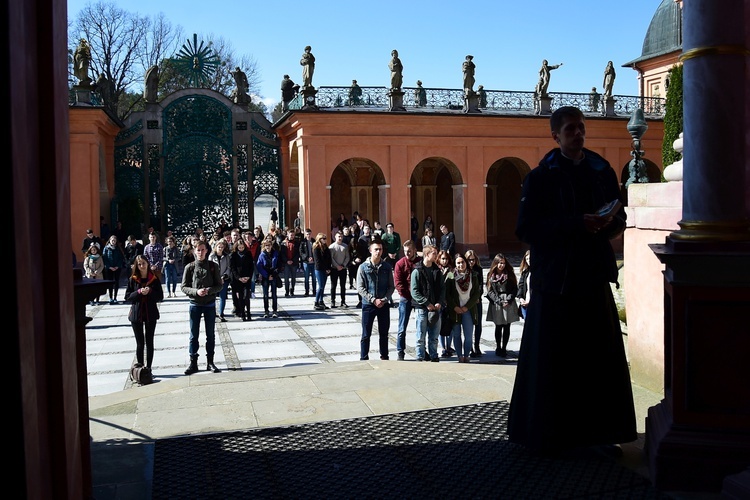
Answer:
(625, 108, 649, 187)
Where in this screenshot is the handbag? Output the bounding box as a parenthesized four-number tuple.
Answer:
(275, 273, 283, 289)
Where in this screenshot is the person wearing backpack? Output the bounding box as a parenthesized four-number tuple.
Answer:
(181, 240, 224, 374)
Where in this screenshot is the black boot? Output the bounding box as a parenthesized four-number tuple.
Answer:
(207, 355, 221, 373)
(494, 327, 504, 356)
(184, 355, 199, 375)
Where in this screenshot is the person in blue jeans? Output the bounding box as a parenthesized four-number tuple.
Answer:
(181, 241, 224, 374)
(312, 233, 331, 310)
(298, 229, 316, 297)
(356, 239, 395, 360)
(410, 245, 445, 361)
(256, 237, 280, 318)
(162, 236, 181, 298)
(445, 254, 482, 363)
(393, 240, 420, 360)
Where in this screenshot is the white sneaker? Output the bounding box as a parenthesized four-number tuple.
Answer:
(251, 293, 256, 299)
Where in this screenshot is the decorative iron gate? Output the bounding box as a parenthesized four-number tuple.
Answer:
(113, 89, 281, 241)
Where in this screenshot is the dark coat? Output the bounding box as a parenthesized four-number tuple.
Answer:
(508, 147, 635, 453)
(125, 271, 163, 323)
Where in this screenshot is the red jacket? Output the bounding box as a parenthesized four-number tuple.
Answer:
(393, 255, 420, 301)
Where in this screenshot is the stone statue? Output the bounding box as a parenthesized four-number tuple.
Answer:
(589, 86, 601, 112)
(415, 80, 427, 107)
(144, 65, 159, 103)
(602, 60, 616, 97)
(462, 55, 475, 93)
(348, 79, 362, 105)
(94, 73, 113, 106)
(388, 50, 403, 91)
(478, 85, 487, 108)
(300, 46, 315, 88)
(73, 38, 92, 86)
(281, 74, 297, 111)
(535, 59, 563, 97)
(231, 66, 250, 103)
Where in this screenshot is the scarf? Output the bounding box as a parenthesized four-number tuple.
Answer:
(490, 272, 507, 284)
(455, 269, 471, 292)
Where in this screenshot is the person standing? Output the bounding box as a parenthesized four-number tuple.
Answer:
(517, 250, 532, 320)
(280, 228, 299, 297)
(209, 240, 232, 321)
(465, 249, 485, 357)
(410, 245, 445, 362)
(270, 207, 278, 225)
(102, 235, 126, 304)
(410, 211, 419, 243)
(143, 233, 164, 280)
(436, 250, 454, 358)
(162, 236, 181, 298)
(328, 231, 350, 308)
(125, 255, 163, 372)
(508, 105, 635, 455)
(484, 253, 520, 357)
(446, 254, 482, 363)
(299, 229, 316, 297)
(181, 240, 224, 374)
(81, 228, 101, 253)
(356, 239, 395, 360)
(256, 237, 281, 318)
(83, 242, 104, 304)
(312, 233, 332, 310)
(354, 225, 372, 308)
(381, 222, 402, 269)
(393, 240, 420, 360)
(439, 224, 455, 256)
(228, 239, 253, 321)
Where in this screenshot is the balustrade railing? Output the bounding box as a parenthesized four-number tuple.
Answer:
(288, 86, 665, 118)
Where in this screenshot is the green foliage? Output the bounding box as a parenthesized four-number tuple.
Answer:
(662, 64, 683, 167)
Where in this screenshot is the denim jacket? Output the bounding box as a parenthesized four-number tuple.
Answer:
(356, 257, 394, 305)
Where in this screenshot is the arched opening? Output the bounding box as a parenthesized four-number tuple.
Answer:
(330, 158, 385, 231)
(409, 157, 463, 247)
(485, 157, 528, 254)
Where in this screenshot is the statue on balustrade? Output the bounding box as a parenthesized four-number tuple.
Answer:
(415, 80, 427, 107)
(478, 85, 487, 108)
(281, 74, 298, 111)
(535, 59, 563, 97)
(462, 55, 475, 93)
(602, 60, 616, 97)
(389, 50, 403, 91)
(348, 79, 363, 105)
(73, 38, 92, 86)
(300, 46, 315, 88)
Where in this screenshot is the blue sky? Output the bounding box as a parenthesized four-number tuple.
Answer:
(68, 0, 662, 108)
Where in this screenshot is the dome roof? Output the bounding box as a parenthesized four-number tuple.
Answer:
(623, 0, 682, 66)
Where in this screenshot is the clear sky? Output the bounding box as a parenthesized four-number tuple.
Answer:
(67, 0, 662, 109)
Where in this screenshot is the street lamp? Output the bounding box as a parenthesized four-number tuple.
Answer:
(625, 108, 649, 187)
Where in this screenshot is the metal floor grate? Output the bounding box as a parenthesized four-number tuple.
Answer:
(153, 401, 669, 499)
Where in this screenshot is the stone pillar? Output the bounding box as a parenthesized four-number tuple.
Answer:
(388, 90, 406, 112)
(463, 91, 481, 114)
(301, 87, 318, 110)
(535, 95, 552, 115)
(451, 184, 466, 250)
(645, 0, 750, 492)
(603, 96, 616, 117)
(378, 184, 390, 228)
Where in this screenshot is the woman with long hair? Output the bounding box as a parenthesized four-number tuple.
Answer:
(421, 228, 436, 250)
(436, 250, 454, 357)
(125, 255, 163, 371)
(485, 253, 520, 357)
(228, 239, 254, 321)
(464, 249, 485, 356)
(517, 250, 531, 320)
(446, 254, 482, 363)
(210, 240, 232, 321)
(83, 242, 105, 304)
(312, 232, 332, 310)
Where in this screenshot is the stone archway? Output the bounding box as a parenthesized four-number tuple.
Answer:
(486, 157, 528, 254)
(330, 158, 386, 229)
(410, 157, 463, 245)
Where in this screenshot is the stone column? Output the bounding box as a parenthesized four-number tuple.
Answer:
(388, 90, 406, 112)
(645, 0, 750, 492)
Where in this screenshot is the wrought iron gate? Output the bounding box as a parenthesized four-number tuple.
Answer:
(113, 89, 281, 241)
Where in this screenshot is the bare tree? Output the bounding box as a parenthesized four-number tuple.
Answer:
(70, 1, 148, 118)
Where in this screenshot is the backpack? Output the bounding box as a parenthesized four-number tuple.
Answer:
(130, 363, 153, 386)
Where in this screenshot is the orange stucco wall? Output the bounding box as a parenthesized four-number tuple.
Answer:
(276, 111, 664, 254)
(69, 107, 121, 260)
